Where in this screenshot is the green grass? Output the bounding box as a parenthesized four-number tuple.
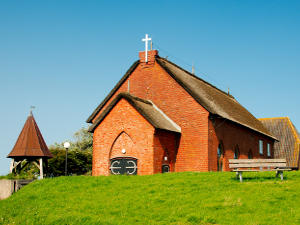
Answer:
(0, 173, 36, 180)
(1, 172, 300, 225)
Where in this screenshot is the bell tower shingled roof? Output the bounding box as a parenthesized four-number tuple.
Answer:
(7, 113, 52, 158)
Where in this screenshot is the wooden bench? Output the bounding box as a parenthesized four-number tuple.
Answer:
(229, 159, 291, 182)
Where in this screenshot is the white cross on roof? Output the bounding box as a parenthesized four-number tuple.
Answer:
(142, 34, 152, 63)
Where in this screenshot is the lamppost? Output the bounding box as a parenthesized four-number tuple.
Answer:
(64, 142, 70, 176)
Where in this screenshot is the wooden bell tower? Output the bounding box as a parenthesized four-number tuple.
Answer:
(7, 111, 52, 179)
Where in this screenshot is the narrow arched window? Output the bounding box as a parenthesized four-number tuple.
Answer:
(217, 143, 224, 171)
(234, 146, 239, 159)
(248, 150, 253, 159)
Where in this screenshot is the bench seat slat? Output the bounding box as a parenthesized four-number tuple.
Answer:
(229, 163, 287, 168)
(229, 159, 286, 163)
(233, 168, 291, 172)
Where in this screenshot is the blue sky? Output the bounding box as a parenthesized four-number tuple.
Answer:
(0, 1, 299, 175)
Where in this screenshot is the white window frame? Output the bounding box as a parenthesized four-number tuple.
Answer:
(267, 143, 271, 157)
(259, 140, 264, 155)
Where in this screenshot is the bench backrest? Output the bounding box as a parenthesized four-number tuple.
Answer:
(229, 159, 287, 169)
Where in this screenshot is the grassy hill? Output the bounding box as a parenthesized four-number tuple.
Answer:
(1, 172, 300, 225)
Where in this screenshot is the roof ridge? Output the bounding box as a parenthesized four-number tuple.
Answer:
(156, 56, 235, 99)
(32, 115, 51, 156)
(24, 115, 33, 156)
(259, 117, 289, 120)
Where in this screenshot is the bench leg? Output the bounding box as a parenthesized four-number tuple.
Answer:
(276, 171, 284, 180)
(238, 172, 243, 182)
(280, 171, 283, 181)
(236, 172, 239, 180)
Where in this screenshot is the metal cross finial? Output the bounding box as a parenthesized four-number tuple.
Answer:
(30, 106, 36, 115)
(192, 63, 195, 74)
(142, 34, 152, 63)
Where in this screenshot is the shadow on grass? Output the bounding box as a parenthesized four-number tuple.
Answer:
(230, 173, 290, 182)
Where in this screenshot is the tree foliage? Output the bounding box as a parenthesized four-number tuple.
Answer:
(47, 128, 93, 176)
(73, 127, 93, 151)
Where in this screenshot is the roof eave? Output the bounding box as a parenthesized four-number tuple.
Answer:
(7, 154, 53, 159)
(213, 114, 278, 141)
(88, 93, 182, 134)
(86, 60, 140, 123)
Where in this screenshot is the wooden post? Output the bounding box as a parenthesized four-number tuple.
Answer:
(9, 159, 15, 173)
(44, 159, 48, 177)
(14, 160, 22, 174)
(39, 158, 43, 179)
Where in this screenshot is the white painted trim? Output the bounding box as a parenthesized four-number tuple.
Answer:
(149, 101, 181, 133)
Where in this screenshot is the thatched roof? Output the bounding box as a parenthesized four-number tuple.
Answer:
(7, 113, 52, 159)
(259, 117, 300, 168)
(156, 58, 276, 140)
(89, 92, 181, 133)
(87, 55, 276, 140)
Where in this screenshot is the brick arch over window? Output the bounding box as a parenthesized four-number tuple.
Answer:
(109, 131, 135, 159)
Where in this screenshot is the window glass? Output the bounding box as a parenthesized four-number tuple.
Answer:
(234, 147, 239, 159)
(217, 145, 223, 158)
(259, 140, 263, 155)
(267, 143, 271, 157)
(248, 150, 253, 159)
(217, 144, 223, 171)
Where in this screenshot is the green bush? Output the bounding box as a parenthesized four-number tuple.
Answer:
(47, 128, 93, 176)
(47, 147, 92, 176)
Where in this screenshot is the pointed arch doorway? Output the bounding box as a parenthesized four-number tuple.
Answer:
(109, 132, 138, 175)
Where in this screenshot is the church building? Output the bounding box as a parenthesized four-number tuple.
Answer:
(87, 38, 277, 175)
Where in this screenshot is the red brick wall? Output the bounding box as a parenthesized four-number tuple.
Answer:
(208, 117, 274, 171)
(93, 98, 155, 175)
(153, 130, 180, 173)
(92, 51, 210, 172)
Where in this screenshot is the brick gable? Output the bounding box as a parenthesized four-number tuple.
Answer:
(93, 98, 155, 175)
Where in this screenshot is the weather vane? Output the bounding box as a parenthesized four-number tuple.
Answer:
(30, 106, 36, 115)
